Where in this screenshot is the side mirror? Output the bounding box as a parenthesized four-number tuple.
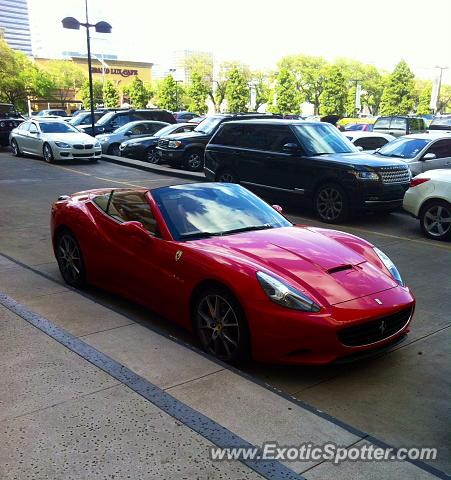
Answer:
(421, 153, 436, 161)
(282, 142, 299, 153)
(272, 204, 283, 214)
(356, 145, 364, 151)
(120, 221, 151, 240)
(124, 130, 132, 136)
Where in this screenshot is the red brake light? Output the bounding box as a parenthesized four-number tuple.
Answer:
(410, 178, 430, 188)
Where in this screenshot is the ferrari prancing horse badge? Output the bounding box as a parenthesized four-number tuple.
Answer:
(175, 250, 183, 262)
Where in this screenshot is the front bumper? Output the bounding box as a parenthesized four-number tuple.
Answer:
(349, 181, 410, 213)
(119, 143, 146, 160)
(156, 147, 185, 165)
(54, 148, 102, 160)
(246, 285, 415, 365)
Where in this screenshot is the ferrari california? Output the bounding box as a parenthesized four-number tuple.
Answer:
(51, 183, 415, 364)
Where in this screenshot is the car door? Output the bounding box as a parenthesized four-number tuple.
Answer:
(420, 139, 451, 172)
(15, 121, 31, 151)
(27, 122, 43, 154)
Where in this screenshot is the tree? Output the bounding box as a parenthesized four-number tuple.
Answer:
(0, 38, 53, 111)
(437, 84, 451, 113)
(416, 82, 432, 115)
(380, 60, 415, 115)
(225, 66, 249, 113)
(272, 67, 300, 114)
(128, 76, 149, 108)
(187, 72, 209, 114)
(79, 79, 103, 109)
(154, 75, 179, 111)
(251, 71, 272, 111)
(43, 59, 85, 104)
(103, 80, 119, 108)
(319, 65, 348, 116)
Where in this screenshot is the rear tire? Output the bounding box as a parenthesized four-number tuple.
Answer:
(193, 286, 250, 364)
(216, 170, 239, 183)
(420, 199, 451, 241)
(183, 149, 204, 171)
(43, 143, 54, 163)
(107, 144, 120, 156)
(11, 139, 22, 157)
(314, 183, 349, 223)
(55, 230, 86, 288)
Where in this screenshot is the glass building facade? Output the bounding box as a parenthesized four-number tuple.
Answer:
(0, 0, 32, 56)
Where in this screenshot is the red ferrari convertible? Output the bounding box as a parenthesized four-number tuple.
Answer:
(51, 183, 414, 364)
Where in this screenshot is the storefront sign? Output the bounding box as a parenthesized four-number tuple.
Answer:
(91, 67, 138, 77)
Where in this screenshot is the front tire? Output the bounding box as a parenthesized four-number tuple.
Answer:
(43, 143, 54, 163)
(216, 170, 238, 183)
(193, 287, 250, 364)
(11, 139, 22, 157)
(314, 183, 349, 223)
(146, 146, 160, 164)
(420, 200, 451, 241)
(107, 144, 120, 156)
(55, 230, 86, 287)
(184, 149, 204, 171)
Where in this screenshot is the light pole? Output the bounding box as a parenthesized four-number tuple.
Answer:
(62, 0, 111, 136)
(435, 65, 449, 114)
(175, 80, 183, 111)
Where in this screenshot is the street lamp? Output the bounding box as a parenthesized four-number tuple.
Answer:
(62, 0, 112, 136)
(434, 65, 449, 114)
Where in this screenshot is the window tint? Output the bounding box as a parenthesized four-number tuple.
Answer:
(144, 123, 165, 134)
(111, 114, 130, 128)
(212, 124, 243, 146)
(20, 122, 30, 131)
(39, 122, 78, 133)
(129, 124, 151, 135)
(374, 117, 390, 129)
(29, 123, 38, 133)
(354, 137, 389, 150)
(425, 139, 451, 159)
(92, 191, 112, 212)
(430, 116, 451, 127)
(262, 126, 299, 152)
(108, 191, 158, 234)
(390, 117, 407, 130)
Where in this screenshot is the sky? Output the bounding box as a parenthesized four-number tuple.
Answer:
(28, 0, 451, 83)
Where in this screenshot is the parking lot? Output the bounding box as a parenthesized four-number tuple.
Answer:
(0, 150, 450, 477)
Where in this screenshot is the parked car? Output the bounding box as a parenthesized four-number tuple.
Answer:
(188, 116, 206, 124)
(373, 116, 427, 137)
(173, 111, 198, 123)
(204, 119, 411, 223)
(428, 115, 451, 132)
(403, 169, 451, 241)
(344, 123, 374, 132)
(10, 118, 101, 163)
(51, 182, 414, 364)
(69, 111, 109, 128)
(344, 131, 395, 153)
(119, 122, 196, 162)
(0, 103, 24, 146)
(79, 109, 176, 136)
(97, 121, 170, 156)
(156, 113, 281, 171)
(374, 133, 451, 176)
(34, 109, 68, 117)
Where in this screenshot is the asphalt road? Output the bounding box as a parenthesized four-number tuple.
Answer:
(0, 150, 450, 475)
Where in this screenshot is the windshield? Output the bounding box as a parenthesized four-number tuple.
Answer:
(377, 137, 430, 159)
(430, 116, 451, 127)
(292, 123, 357, 155)
(0, 104, 19, 118)
(154, 124, 181, 137)
(152, 183, 292, 241)
(39, 122, 79, 134)
(194, 116, 223, 134)
(69, 112, 103, 126)
(97, 111, 116, 125)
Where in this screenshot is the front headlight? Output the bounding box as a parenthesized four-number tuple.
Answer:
(256, 271, 321, 312)
(168, 140, 182, 148)
(349, 170, 380, 181)
(94, 141, 101, 148)
(373, 247, 404, 286)
(0, 122, 5, 127)
(54, 141, 71, 148)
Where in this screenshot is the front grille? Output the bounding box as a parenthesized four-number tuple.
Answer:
(73, 144, 83, 149)
(84, 144, 93, 149)
(73, 153, 95, 158)
(158, 139, 169, 148)
(338, 307, 413, 347)
(377, 166, 410, 184)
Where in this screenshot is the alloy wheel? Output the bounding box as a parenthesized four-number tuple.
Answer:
(196, 294, 240, 360)
(423, 204, 451, 238)
(43, 144, 53, 163)
(316, 187, 343, 221)
(57, 234, 83, 284)
(147, 147, 159, 164)
(186, 152, 202, 171)
(109, 144, 120, 156)
(218, 171, 236, 183)
(11, 140, 19, 156)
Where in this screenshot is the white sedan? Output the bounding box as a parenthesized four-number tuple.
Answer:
(344, 131, 395, 153)
(9, 118, 101, 163)
(403, 169, 451, 241)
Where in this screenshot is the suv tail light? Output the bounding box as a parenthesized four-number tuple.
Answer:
(410, 178, 430, 188)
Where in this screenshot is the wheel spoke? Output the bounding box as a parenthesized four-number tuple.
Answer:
(221, 332, 238, 347)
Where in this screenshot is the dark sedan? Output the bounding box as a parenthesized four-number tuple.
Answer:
(119, 123, 196, 163)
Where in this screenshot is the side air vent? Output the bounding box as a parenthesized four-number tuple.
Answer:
(327, 264, 354, 275)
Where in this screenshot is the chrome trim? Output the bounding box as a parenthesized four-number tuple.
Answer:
(364, 199, 403, 204)
(242, 181, 304, 194)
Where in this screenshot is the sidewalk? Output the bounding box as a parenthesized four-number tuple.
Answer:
(0, 255, 442, 479)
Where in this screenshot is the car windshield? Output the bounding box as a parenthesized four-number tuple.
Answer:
(69, 112, 102, 126)
(39, 122, 79, 134)
(430, 116, 451, 127)
(377, 137, 430, 159)
(154, 124, 181, 137)
(152, 183, 292, 241)
(292, 123, 357, 155)
(97, 111, 116, 125)
(194, 116, 223, 134)
(113, 122, 139, 134)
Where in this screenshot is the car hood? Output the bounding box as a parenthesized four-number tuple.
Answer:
(312, 151, 407, 168)
(46, 132, 96, 144)
(192, 226, 397, 306)
(122, 135, 158, 146)
(161, 130, 207, 141)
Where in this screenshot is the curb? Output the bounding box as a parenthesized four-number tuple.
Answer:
(101, 154, 205, 181)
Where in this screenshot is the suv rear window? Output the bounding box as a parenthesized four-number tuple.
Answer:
(374, 117, 390, 129)
(134, 110, 175, 123)
(390, 117, 407, 130)
(430, 116, 451, 127)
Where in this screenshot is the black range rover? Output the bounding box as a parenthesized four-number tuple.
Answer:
(0, 103, 23, 146)
(204, 119, 411, 223)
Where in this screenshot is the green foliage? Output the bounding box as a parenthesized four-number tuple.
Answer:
(128, 76, 149, 108)
(154, 75, 183, 111)
(272, 67, 300, 114)
(319, 65, 348, 116)
(0, 38, 53, 111)
(187, 72, 209, 114)
(437, 84, 451, 113)
(184, 53, 216, 111)
(380, 60, 415, 115)
(416, 82, 432, 115)
(252, 71, 272, 111)
(79, 79, 103, 109)
(225, 66, 249, 113)
(102, 80, 119, 108)
(42, 59, 85, 103)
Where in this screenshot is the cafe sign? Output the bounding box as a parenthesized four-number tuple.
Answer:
(91, 67, 138, 77)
